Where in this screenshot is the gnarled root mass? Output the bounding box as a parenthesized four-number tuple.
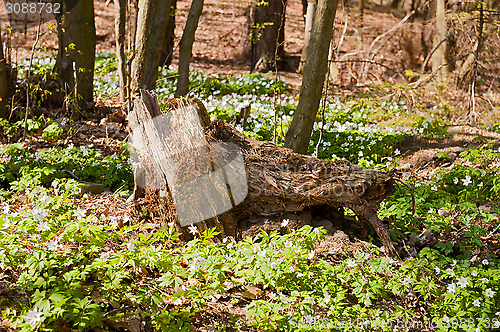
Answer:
(130, 91, 397, 257)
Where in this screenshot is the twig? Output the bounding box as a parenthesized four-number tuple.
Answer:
(409, 53, 470, 88)
(22, 19, 43, 141)
(330, 59, 398, 72)
(333, 0, 353, 53)
(420, 36, 448, 74)
(272, 0, 287, 144)
(481, 223, 500, 240)
(367, 10, 415, 59)
(394, 178, 415, 217)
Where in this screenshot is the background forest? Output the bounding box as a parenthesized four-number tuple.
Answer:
(0, 0, 500, 331)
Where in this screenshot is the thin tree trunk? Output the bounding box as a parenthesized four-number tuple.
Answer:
(284, 0, 339, 154)
(175, 0, 204, 97)
(248, 0, 287, 73)
(130, 0, 173, 94)
(114, 0, 128, 104)
(298, 0, 316, 74)
(431, 0, 449, 81)
(54, 0, 96, 109)
(159, 0, 177, 67)
(0, 31, 9, 119)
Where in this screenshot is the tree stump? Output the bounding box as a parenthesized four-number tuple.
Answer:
(129, 91, 397, 257)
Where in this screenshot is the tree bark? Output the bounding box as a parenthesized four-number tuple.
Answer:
(248, 0, 287, 72)
(54, 0, 96, 109)
(159, 0, 177, 67)
(298, 0, 316, 74)
(114, 0, 128, 105)
(431, 0, 449, 81)
(284, 0, 338, 154)
(130, 92, 398, 257)
(175, 0, 204, 97)
(130, 0, 173, 94)
(0, 31, 10, 119)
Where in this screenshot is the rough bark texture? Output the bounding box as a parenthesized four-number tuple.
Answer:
(130, 92, 398, 257)
(0, 31, 9, 119)
(114, 0, 128, 104)
(284, 0, 338, 154)
(130, 0, 173, 94)
(54, 0, 96, 108)
(431, 0, 449, 81)
(175, 0, 204, 97)
(248, 0, 287, 72)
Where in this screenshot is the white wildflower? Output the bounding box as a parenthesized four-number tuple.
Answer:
(99, 252, 111, 261)
(471, 270, 478, 277)
(37, 221, 50, 232)
(480, 278, 489, 284)
(346, 259, 357, 267)
(281, 219, 289, 227)
(40, 195, 52, 205)
(32, 207, 48, 221)
(461, 175, 472, 186)
(447, 283, 456, 293)
(126, 242, 135, 251)
(47, 239, 59, 251)
(308, 250, 315, 259)
(485, 288, 495, 298)
(189, 256, 204, 273)
(472, 299, 480, 307)
(481, 259, 489, 266)
(188, 224, 197, 235)
(73, 207, 86, 220)
(24, 308, 43, 327)
(456, 276, 469, 289)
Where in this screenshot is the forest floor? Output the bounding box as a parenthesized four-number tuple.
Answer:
(0, 0, 500, 331)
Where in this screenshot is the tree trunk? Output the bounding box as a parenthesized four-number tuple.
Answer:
(298, 0, 316, 74)
(54, 0, 96, 109)
(159, 0, 177, 67)
(0, 31, 9, 119)
(130, 0, 173, 94)
(284, 0, 338, 154)
(431, 0, 449, 81)
(114, 0, 128, 105)
(130, 92, 398, 257)
(248, 0, 287, 72)
(175, 0, 204, 97)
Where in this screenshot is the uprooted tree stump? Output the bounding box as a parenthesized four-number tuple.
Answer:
(128, 90, 397, 257)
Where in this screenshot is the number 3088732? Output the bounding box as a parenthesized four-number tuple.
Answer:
(5, 1, 60, 14)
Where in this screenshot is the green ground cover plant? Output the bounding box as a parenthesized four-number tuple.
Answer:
(1, 55, 499, 331)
